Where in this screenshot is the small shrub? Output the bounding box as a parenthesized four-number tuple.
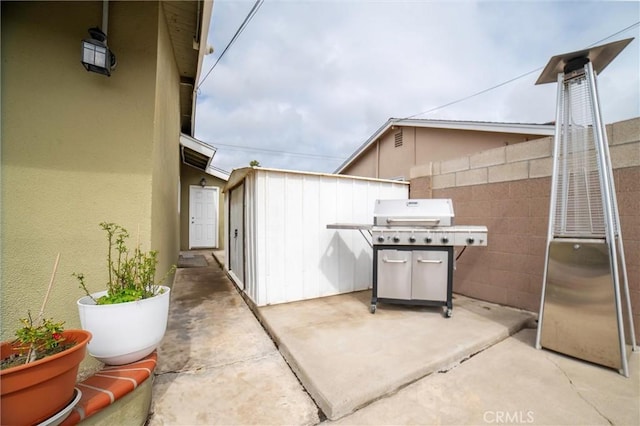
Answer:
(74, 222, 175, 305)
(1, 313, 72, 370)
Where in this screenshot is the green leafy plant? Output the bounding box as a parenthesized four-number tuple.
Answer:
(1, 313, 71, 370)
(74, 222, 176, 305)
(1, 254, 77, 370)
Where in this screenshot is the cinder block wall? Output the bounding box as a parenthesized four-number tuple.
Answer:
(410, 117, 639, 341)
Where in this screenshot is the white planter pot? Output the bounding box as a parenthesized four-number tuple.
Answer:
(77, 286, 171, 365)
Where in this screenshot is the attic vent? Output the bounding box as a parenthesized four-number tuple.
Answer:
(394, 131, 403, 147)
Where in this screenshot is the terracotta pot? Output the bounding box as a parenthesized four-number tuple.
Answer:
(1, 329, 91, 426)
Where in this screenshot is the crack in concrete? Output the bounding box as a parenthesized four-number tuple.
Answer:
(547, 357, 613, 425)
(272, 349, 327, 424)
(437, 341, 496, 374)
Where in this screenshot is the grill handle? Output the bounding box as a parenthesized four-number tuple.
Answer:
(386, 218, 441, 224)
(382, 257, 407, 264)
(416, 259, 442, 264)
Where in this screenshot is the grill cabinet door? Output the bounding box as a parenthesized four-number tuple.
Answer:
(411, 250, 448, 301)
(377, 249, 412, 299)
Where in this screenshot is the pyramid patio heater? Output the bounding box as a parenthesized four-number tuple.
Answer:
(534, 38, 637, 377)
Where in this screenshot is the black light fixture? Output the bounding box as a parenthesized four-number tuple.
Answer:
(199, 178, 207, 187)
(81, 27, 116, 76)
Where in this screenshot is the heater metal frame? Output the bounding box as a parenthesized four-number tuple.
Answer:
(535, 39, 637, 377)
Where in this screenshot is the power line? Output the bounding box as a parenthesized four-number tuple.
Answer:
(402, 67, 542, 120)
(589, 21, 640, 47)
(212, 140, 345, 160)
(197, 0, 264, 91)
(202, 19, 637, 164)
(400, 21, 640, 121)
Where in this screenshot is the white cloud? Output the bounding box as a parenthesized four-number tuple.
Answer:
(195, 0, 640, 173)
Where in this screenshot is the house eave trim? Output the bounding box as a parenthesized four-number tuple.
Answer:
(180, 133, 216, 158)
(180, 133, 217, 172)
(334, 118, 556, 174)
(191, 0, 214, 136)
(205, 166, 230, 181)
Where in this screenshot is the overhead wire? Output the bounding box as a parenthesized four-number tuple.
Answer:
(401, 68, 543, 120)
(399, 20, 640, 121)
(210, 140, 345, 160)
(196, 0, 264, 91)
(198, 17, 638, 164)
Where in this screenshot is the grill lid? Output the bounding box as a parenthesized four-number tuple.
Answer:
(373, 199, 454, 227)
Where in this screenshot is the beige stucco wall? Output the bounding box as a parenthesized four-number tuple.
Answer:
(179, 164, 227, 250)
(342, 126, 546, 180)
(151, 3, 181, 284)
(341, 143, 378, 178)
(1, 1, 181, 374)
(377, 128, 416, 179)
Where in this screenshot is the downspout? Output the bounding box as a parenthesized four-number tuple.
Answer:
(413, 127, 417, 167)
(191, 1, 214, 136)
(194, 0, 201, 44)
(376, 139, 380, 179)
(102, 0, 109, 39)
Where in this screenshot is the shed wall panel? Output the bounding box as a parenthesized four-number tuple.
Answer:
(302, 175, 322, 300)
(251, 175, 264, 303)
(284, 175, 305, 302)
(318, 176, 341, 297)
(337, 179, 356, 294)
(227, 169, 408, 306)
(265, 172, 287, 304)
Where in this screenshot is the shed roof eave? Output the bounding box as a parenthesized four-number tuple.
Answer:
(224, 165, 410, 193)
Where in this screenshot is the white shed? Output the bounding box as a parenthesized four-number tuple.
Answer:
(224, 167, 409, 306)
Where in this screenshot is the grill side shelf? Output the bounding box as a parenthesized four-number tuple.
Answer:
(326, 223, 373, 248)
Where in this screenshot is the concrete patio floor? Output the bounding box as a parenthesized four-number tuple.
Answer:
(330, 328, 639, 426)
(257, 290, 534, 420)
(147, 250, 639, 425)
(148, 252, 319, 425)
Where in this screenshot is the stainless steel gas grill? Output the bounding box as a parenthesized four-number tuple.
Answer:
(327, 198, 488, 317)
(371, 199, 486, 316)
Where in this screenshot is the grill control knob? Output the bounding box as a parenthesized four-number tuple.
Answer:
(467, 237, 475, 245)
(409, 236, 416, 243)
(425, 237, 432, 244)
(377, 236, 385, 243)
(392, 236, 400, 243)
(441, 237, 449, 244)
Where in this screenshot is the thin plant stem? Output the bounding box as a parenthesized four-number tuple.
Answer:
(27, 253, 60, 364)
(36, 253, 60, 323)
(107, 226, 113, 292)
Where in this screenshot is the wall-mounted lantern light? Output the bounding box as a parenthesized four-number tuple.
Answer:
(199, 178, 207, 187)
(81, 27, 116, 76)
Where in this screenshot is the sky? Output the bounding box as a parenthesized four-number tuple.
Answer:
(194, 0, 640, 174)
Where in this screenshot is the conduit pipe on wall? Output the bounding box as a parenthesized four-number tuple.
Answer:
(102, 0, 109, 38)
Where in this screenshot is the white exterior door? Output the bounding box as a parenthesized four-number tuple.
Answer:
(189, 186, 218, 249)
(228, 183, 245, 286)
